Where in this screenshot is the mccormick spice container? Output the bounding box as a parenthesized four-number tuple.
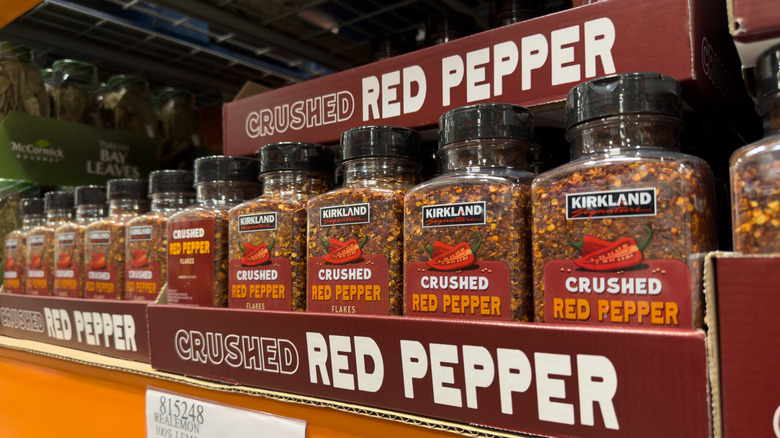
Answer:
(167, 156, 261, 307)
(3, 198, 44, 294)
(307, 126, 420, 315)
(84, 179, 147, 299)
(404, 104, 535, 321)
(228, 143, 332, 310)
(26, 192, 74, 295)
(125, 170, 194, 301)
(53, 186, 106, 297)
(532, 72, 716, 328)
(731, 44, 780, 254)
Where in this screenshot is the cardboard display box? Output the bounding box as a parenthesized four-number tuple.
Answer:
(224, 0, 755, 155)
(0, 293, 150, 362)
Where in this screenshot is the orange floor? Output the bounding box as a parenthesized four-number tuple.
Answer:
(0, 347, 463, 438)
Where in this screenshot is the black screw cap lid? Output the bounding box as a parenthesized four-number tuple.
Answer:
(194, 155, 260, 184)
(21, 197, 44, 215)
(565, 72, 682, 130)
(149, 169, 194, 194)
(341, 126, 420, 161)
(755, 43, 780, 105)
(439, 103, 534, 148)
(107, 178, 146, 201)
(44, 191, 74, 211)
(75, 185, 106, 206)
(258, 142, 333, 174)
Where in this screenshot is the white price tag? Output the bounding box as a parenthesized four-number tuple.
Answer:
(146, 387, 306, 438)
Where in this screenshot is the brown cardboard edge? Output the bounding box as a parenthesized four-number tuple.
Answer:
(728, 0, 738, 35)
(0, 335, 536, 438)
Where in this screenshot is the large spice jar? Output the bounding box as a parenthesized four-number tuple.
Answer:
(228, 143, 332, 311)
(84, 179, 147, 299)
(404, 104, 535, 321)
(167, 156, 260, 307)
(3, 198, 44, 294)
(0, 179, 39, 285)
(125, 170, 194, 301)
(53, 186, 106, 297)
(26, 192, 74, 295)
(532, 72, 716, 328)
(730, 44, 780, 254)
(307, 126, 420, 315)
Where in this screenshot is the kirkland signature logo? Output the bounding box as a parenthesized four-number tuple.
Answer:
(566, 188, 657, 220)
(238, 212, 277, 232)
(10, 140, 65, 163)
(422, 201, 486, 228)
(129, 226, 153, 241)
(320, 203, 370, 227)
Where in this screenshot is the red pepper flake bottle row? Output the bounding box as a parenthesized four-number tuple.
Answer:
(3, 198, 44, 294)
(84, 179, 148, 299)
(125, 170, 194, 301)
(167, 156, 261, 307)
(26, 192, 74, 295)
(532, 72, 716, 329)
(53, 185, 106, 297)
(307, 126, 420, 315)
(404, 103, 535, 321)
(730, 43, 780, 254)
(229, 142, 332, 311)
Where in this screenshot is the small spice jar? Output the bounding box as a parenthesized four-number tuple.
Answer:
(228, 143, 332, 311)
(26, 191, 74, 295)
(3, 197, 44, 294)
(84, 179, 147, 299)
(404, 104, 535, 321)
(167, 156, 261, 307)
(532, 72, 716, 328)
(730, 43, 780, 254)
(307, 126, 420, 315)
(53, 185, 106, 297)
(125, 170, 194, 301)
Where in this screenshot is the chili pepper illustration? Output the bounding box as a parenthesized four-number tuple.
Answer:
(321, 237, 347, 253)
(90, 252, 106, 269)
(5, 256, 14, 270)
(130, 249, 148, 268)
(324, 233, 367, 265)
(28, 254, 42, 269)
(425, 233, 482, 271)
(568, 234, 612, 257)
(241, 237, 275, 266)
(57, 252, 72, 268)
(572, 226, 652, 271)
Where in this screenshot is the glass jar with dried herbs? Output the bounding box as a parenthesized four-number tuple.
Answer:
(731, 43, 780, 254)
(307, 126, 420, 315)
(532, 72, 716, 328)
(51, 59, 101, 126)
(167, 156, 261, 307)
(26, 192, 74, 296)
(84, 179, 147, 299)
(229, 143, 332, 311)
(3, 197, 43, 294)
(125, 170, 194, 301)
(99, 75, 157, 137)
(404, 103, 535, 321)
(53, 185, 106, 298)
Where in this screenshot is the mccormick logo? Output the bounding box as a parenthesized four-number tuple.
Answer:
(10, 140, 65, 163)
(129, 226, 153, 241)
(422, 202, 486, 228)
(87, 231, 111, 245)
(238, 212, 277, 233)
(57, 232, 75, 246)
(566, 188, 657, 220)
(320, 203, 370, 227)
(28, 235, 45, 247)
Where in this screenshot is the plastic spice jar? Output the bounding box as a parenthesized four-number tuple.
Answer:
(53, 185, 106, 297)
(125, 170, 194, 301)
(532, 72, 716, 328)
(3, 197, 44, 294)
(99, 75, 157, 137)
(84, 179, 147, 299)
(730, 44, 780, 254)
(167, 156, 261, 307)
(0, 179, 39, 285)
(307, 126, 420, 315)
(26, 191, 74, 295)
(51, 59, 101, 126)
(404, 104, 535, 321)
(228, 143, 332, 311)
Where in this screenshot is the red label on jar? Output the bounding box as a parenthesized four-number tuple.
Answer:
(53, 265, 81, 298)
(84, 256, 120, 299)
(125, 261, 162, 301)
(307, 254, 389, 314)
(405, 261, 511, 320)
(167, 219, 215, 306)
(543, 259, 692, 328)
(25, 234, 49, 295)
(228, 258, 293, 310)
(3, 238, 23, 294)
